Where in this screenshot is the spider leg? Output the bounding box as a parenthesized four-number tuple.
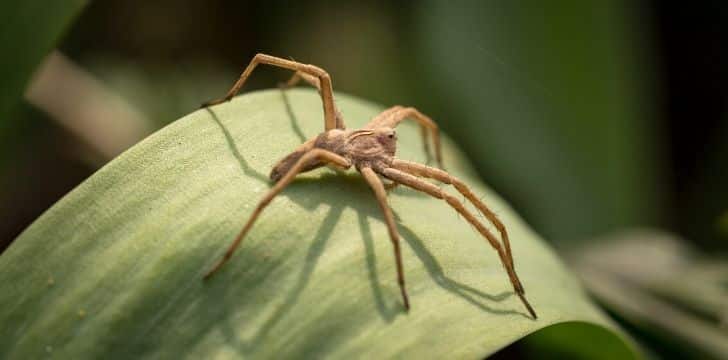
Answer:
(390, 159, 520, 293)
(281, 71, 321, 90)
(280, 71, 345, 127)
(366, 107, 443, 169)
(368, 105, 404, 123)
(383, 181, 399, 192)
(201, 53, 344, 130)
(204, 149, 351, 279)
(379, 166, 537, 319)
(361, 167, 410, 310)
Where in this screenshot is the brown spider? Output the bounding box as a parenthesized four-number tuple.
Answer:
(201, 53, 537, 319)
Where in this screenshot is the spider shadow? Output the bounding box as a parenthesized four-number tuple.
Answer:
(396, 224, 523, 317)
(212, 174, 400, 353)
(278, 87, 307, 143)
(204, 108, 268, 183)
(213, 173, 524, 350)
(284, 174, 525, 319)
(216, 195, 348, 353)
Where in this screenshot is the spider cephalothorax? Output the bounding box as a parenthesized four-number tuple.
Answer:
(271, 127, 398, 182)
(201, 53, 537, 319)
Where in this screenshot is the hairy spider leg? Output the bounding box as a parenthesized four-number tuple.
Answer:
(391, 159, 521, 293)
(367, 107, 443, 169)
(203, 149, 351, 279)
(379, 166, 537, 319)
(360, 167, 410, 310)
(201, 53, 344, 130)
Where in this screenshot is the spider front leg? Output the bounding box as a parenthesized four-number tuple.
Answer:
(361, 167, 410, 310)
(379, 166, 537, 319)
(391, 159, 520, 293)
(201, 53, 344, 130)
(204, 149, 351, 279)
(367, 107, 443, 169)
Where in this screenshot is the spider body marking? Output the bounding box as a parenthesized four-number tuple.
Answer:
(201, 53, 537, 319)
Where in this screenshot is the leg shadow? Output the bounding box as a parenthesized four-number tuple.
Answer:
(283, 174, 524, 318)
(204, 108, 268, 183)
(357, 212, 401, 322)
(278, 87, 307, 142)
(395, 218, 529, 318)
(218, 202, 345, 352)
(205, 171, 526, 357)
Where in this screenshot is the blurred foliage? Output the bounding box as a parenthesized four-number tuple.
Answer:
(0, 0, 87, 129)
(0, 90, 637, 359)
(573, 230, 728, 358)
(0, 0, 88, 247)
(412, 1, 662, 246)
(0, 100, 93, 252)
(82, 57, 235, 128)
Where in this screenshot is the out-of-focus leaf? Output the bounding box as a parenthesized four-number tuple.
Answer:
(413, 1, 662, 245)
(0, 0, 88, 126)
(574, 229, 728, 359)
(0, 90, 636, 358)
(82, 57, 236, 129)
(24, 52, 153, 163)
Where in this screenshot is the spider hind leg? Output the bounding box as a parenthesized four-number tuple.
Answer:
(378, 165, 537, 319)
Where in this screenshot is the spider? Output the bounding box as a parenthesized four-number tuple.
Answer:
(201, 53, 536, 319)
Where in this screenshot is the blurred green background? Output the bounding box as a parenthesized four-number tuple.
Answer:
(1, 1, 726, 358)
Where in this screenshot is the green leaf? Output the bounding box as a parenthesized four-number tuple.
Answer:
(0, 89, 637, 358)
(0, 0, 88, 124)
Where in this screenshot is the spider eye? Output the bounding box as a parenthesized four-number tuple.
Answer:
(387, 131, 396, 139)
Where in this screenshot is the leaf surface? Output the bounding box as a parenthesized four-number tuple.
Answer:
(0, 89, 637, 359)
